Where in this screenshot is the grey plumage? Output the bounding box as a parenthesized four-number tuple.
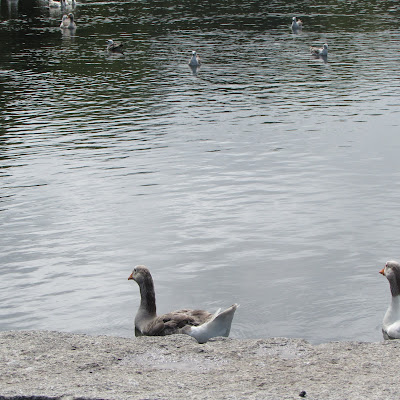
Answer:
(128, 265, 237, 343)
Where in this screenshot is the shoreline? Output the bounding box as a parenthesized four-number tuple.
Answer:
(1, 330, 399, 400)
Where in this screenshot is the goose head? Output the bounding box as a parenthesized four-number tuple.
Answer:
(380, 260, 400, 297)
(128, 265, 152, 286)
(107, 39, 114, 45)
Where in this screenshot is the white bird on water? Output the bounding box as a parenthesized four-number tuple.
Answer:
(291, 17, 303, 32)
(60, 13, 76, 30)
(310, 43, 328, 56)
(188, 50, 201, 67)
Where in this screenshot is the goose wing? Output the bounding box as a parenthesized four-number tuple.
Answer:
(140, 309, 213, 336)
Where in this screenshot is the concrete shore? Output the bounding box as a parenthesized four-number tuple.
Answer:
(0, 330, 399, 400)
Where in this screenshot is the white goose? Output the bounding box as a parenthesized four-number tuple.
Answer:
(49, 0, 61, 8)
(291, 17, 303, 32)
(189, 50, 201, 67)
(60, 0, 74, 11)
(380, 261, 400, 339)
(128, 265, 238, 344)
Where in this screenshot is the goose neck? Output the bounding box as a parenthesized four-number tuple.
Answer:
(384, 295, 400, 327)
(138, 278, 157, 316)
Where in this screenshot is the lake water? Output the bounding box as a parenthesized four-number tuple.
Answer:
(1, 0, 400, 344)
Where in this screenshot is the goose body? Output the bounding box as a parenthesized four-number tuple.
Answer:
(61, 0, 74, 11)
(128, 265, 238, 343)
(106, 39, 124, 53)
(291, 17, 303, 32)
(49, 0, 61, 8)
(189, 51, 201, 67)
(60, 13, 76, 30)
(310, 43, 328, 56)
(380, 261, 400, 339)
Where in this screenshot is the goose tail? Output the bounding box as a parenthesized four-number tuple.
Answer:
(185, 304, 239, 344)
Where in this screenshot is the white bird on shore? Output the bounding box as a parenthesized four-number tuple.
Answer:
(380, 261, 400, 339)
(128, 265, 238, 344)
(189, 50, 201, 67)
(291, 17, 303, 32)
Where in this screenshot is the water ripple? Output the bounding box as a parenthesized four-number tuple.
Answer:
(1, 0, 400, 343)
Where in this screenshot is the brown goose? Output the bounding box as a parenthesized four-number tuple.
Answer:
(380, 261, 400, 339)
(128, 265, 238, 343)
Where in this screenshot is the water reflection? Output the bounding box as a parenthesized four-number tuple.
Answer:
(1, 0, 400, 344)
(189, 64, 199, 76)
(1, 0, 19, 19)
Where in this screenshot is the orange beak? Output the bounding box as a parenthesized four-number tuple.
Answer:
(128, 272, 134, 280)
(379, 268, 385, 276)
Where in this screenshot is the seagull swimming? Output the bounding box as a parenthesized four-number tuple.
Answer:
(291, 17, 303, 32)
(106, 39, 124, 53)
(189, 50, 201, 67)
(310, 43, 328, 56)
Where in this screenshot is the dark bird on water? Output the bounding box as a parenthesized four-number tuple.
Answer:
(106, 39, 124, 53)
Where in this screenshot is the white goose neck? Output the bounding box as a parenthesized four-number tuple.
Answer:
(383, 295, 400, 328)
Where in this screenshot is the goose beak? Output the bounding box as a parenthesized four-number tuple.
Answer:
(379, 268, 385, 275)
(128, 272, 134, 280)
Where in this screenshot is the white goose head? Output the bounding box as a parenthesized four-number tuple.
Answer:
(380, 260, 400, 297)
